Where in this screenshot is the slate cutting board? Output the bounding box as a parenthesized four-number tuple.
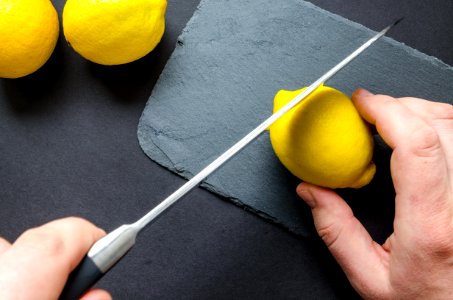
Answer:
(138, 0, 453, 238)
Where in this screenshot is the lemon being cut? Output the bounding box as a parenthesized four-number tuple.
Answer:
(0, 0, 59, 78)
(63, 0, 167, 65)
(269, 85, 375, 189)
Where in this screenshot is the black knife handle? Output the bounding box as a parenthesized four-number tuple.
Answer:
(59, 256, 104, 300)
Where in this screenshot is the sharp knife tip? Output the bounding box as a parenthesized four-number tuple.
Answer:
(381, 17, 404, 35)
(392, 17, 405, 27)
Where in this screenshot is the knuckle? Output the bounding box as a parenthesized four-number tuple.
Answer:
(431, 103, 453, 131)
(374, 94, 394, 101)
(438, 105, 453, 134)
(62, 216, 92, 230)
(428, 239, 453, 259)
(412, 226, 453, 259)
(408, 126, 441, 157)
(435, 102, 453, 120)
(19, 227, 66, 257)
(377, 95, 399, 111)
(317, 222, 342, 248)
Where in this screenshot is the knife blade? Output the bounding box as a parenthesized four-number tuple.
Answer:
(59, 18, 402, 300)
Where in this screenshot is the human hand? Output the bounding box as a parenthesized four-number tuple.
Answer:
(0, 217, 111, 300)
(297, 89, 453, 299)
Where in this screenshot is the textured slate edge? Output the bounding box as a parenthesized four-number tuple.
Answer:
(137, 122, 307, 235)
(137, 0, 453, 237)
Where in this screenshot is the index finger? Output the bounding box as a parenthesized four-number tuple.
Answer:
(0, 217, 105, 300)
(352, 89, 451, 226)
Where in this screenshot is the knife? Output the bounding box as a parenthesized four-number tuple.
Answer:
(60, 18, 402, 300)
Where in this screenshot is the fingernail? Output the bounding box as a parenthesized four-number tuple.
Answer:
(296, 183, 316, 208)
(354, 88, 373, 98)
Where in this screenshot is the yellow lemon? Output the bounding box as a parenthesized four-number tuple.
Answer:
(269, 85, 375, 189)
(62, 0, 167, 65)
(0, 0, 59, 78)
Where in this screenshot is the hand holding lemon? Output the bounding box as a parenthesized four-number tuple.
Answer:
(270, 85, 376, 189)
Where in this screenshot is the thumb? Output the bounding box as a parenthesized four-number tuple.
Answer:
(297, 182, 390, 298)
(80, 288, 112, 300)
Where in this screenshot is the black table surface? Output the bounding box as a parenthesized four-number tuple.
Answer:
(1, 0, 452, 299)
